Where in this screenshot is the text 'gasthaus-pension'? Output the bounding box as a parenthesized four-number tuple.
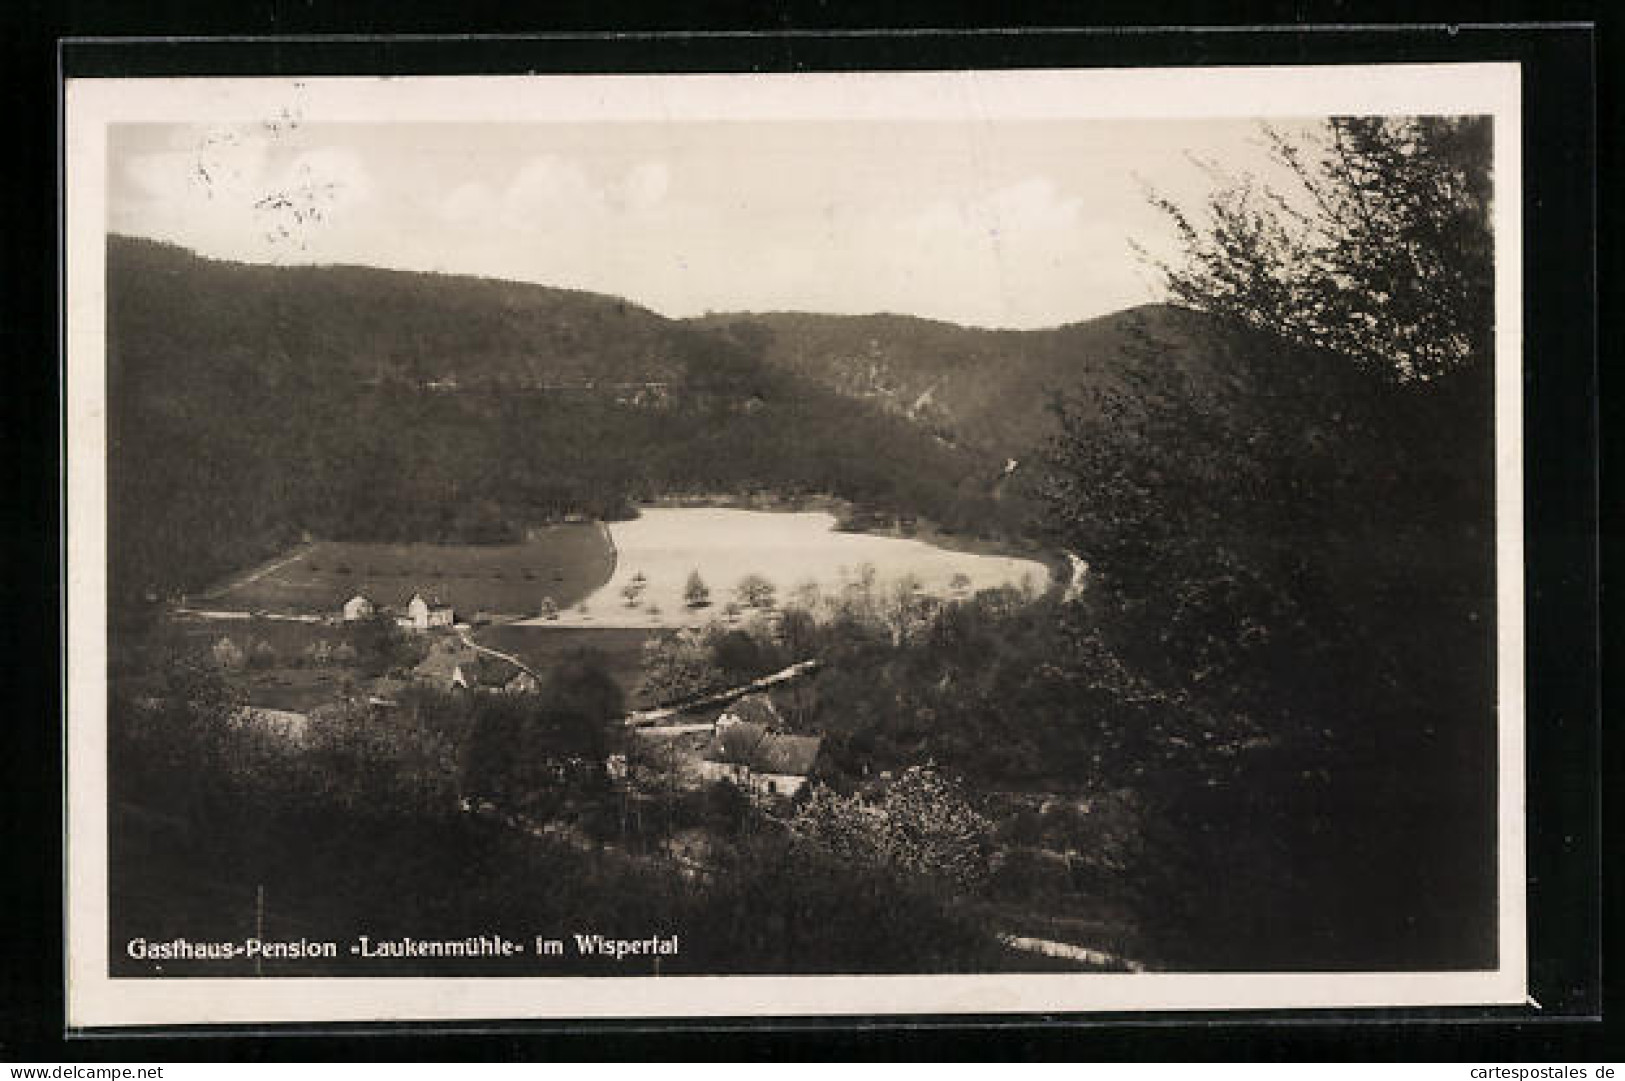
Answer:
(123, 934, 681, 964)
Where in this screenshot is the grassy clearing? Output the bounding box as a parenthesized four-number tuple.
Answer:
(472, 625, 671, 706)
(169, 617, 356, 657)
(212, 524, 615, 617)
(239, 669, 355, 712)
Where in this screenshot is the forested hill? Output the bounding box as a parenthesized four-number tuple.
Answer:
(691, 304, 1206, 460)
(109, 234, 687, 391)
(106, 237, 1059, 602)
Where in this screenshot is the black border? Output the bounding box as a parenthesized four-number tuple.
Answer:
(3, 8, 1608, 1063)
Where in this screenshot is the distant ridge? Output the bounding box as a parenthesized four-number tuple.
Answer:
(112, 234, 1211, 463)
(692, 303, 1202, 458)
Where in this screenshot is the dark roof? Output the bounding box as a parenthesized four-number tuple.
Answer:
(477, 655, 523, 685)
(719, 693, 779, 728)
(705, 721, 821, 777)
(414, 639, 477, 681)
(708, 721, 768, 766)
(753, 733, 821, 776)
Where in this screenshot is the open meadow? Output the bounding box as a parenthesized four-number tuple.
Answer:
(470, 625, 669, 706)
(208, 524, 615, 618)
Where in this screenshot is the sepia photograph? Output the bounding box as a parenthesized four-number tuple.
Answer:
(64, 64, 1525, 1026)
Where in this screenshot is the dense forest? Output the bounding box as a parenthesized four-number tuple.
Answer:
(107, 236, 1031, 603)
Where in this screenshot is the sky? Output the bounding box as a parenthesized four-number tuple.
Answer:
(107, 117, 1307, 330)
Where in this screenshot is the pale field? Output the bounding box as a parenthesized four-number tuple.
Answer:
(515, 508, 1052, 629)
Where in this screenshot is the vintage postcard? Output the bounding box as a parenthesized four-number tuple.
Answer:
(64, 63, 1525, 1027)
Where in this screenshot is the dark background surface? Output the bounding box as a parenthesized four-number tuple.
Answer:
(1, 3, 1610, 1062)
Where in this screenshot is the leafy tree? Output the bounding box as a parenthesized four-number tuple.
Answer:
(684, 570, 711, 608)
(1041, 116, 1497, 968)
(460, 654, 621, 812)
(793, 766, 992, 890)
(711, 628, 778, 686)
(735, 574, 778, 609)
(790, 579, 822, 611)
(211, 636, 245, 670)
(637, 628, 724, 705)
(882, 573, 931, 645)
(544, 650, 626, 729)
(352, 610, 417, 678)
(621, 577, 647, 608)
(1145, 116, 1492, 383)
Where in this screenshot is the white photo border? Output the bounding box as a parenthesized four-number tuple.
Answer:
(64, 63, 1526, 1028)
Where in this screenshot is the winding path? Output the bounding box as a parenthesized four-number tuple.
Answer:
(199, 545, 313, 600)
(455, 626, 542, 681)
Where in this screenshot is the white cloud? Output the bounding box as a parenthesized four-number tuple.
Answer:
(908, 176, 1082, 240)
(434, 156, 671, 233)
(501, 156, 606, 229)
(439, 180, 497, 224)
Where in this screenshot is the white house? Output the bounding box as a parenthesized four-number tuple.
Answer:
(404, 592, 455, 631)
(341, 594, 375, 621)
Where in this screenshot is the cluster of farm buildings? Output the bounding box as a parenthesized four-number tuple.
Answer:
(340, 591, 454, 631)
(218, 588, 824, 803)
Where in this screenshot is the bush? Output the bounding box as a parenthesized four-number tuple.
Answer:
(735, 574, 777, 609)
(211, 637, 245, 670)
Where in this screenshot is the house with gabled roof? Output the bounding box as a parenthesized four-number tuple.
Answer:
(698, 709, 822, 800)
(468, 654, 539, 695)
(403, 592, 455, 631)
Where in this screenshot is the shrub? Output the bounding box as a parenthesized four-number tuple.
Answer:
(211, 637, 246, 670)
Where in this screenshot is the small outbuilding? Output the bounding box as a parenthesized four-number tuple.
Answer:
(341, 594, 375, 622)
(413, 636, 479, 689)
